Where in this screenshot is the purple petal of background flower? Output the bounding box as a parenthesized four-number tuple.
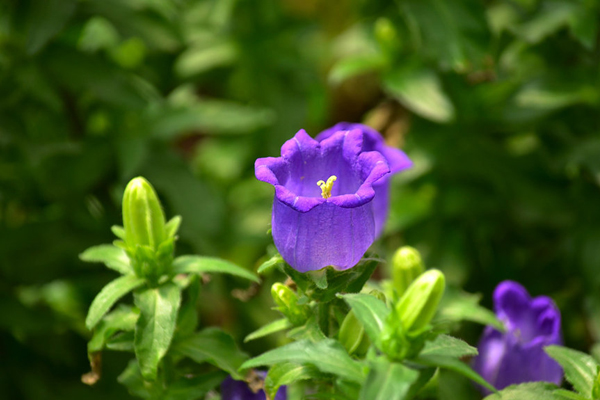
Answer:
(316, 122, 412, 236)
(255, 128, 390, 272)
(472, 280, 563, 394)
(221, 374, 287, 400)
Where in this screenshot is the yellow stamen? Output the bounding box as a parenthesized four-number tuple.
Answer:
(317, 175, 337, 199)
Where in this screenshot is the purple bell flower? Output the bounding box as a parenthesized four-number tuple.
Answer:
(473, 281, 563, 394)
(316, 122, 412, 236)
(255, 128, 393, 272)
(221, 373, 287, 400)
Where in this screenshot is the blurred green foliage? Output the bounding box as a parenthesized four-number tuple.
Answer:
(0, 0, 599, 398)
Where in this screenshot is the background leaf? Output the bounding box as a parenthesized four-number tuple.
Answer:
(172, 255, 260, 283)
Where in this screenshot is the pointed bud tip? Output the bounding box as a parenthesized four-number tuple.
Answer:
(392, 246, 425, 296)
(122, 176, 167, 251)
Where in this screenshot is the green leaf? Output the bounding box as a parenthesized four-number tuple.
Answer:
(265, 363, 321, 400)
(287, 316, 327, 342)
(106, 331, 134, 352)
(88, 305, 139, 353)
(439, 288, 505, 331)
(244, 318, 293, 343)
(516, 1, 577, 44)
(545, 345, 599, 398)
(77, 16, 120, 53)
(165, 216, 182, 238)
(26, 0, 76, 54)
(118, 360, 161, 399)
(80, 244, 132, 275)
(420, 334, 478, 358)
(149, 101, 274, 139)
(399, 0, 490, 70)
(383, 64, 455, 123)
(568, 5, 599, 50)
(283, 259, 378, 303)
(111, 225, 126, 240)
(328, 54, 387, 85)
(553, 389, 590, 400)
(416, 354, 496, 393)
(359, 358, 420, 400)
(172, 327, 248, 379)
(438, 369, 478, 400)
(86, 274, 145, 330)
(172, 255, 260, 283)
(339, 293, 390, 344)
(174, 40, 238, 78)
(483, 382, 563, 400)
(240, 339, 365, 383)
(174, 275, 201, 340)
(308, 269, 328, 289)
(257, 254, 284, 274)
(164, 371, 226, 400)
(134, 282, 182, 381)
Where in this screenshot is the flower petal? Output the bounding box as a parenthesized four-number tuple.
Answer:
(493, 280, 531, 332)
(271, 199, 376, 272)
(317, 122, 412, 172)
(474, 281, 563, 394)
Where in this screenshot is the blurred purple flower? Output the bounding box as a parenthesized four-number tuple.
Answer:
(473, 281, 563, 394)
(255, 128, 393, 272)
(316, 122, 412, 236)
(221, 373, 287, 400)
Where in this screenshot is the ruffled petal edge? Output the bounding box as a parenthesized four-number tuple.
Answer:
(255, 128, 390, 212)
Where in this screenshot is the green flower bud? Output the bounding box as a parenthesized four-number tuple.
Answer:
(123, 177, 166, 251)
(392, 246, 425, 297)
(271, 283, 307, 325)
(339, 309, 370, 356)
(122, 177, 174, 282)
(396, 269, 445, 334)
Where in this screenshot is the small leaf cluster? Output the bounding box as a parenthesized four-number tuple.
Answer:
(82, 177, 260, 398)
(242, 249, 501, 399)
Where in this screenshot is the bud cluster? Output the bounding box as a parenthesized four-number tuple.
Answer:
(381, 246, 445, 360)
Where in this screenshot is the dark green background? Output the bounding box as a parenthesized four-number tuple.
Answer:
(1, 0, 599, 398)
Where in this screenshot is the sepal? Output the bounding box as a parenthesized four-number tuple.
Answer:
(271, 283, 309, 326)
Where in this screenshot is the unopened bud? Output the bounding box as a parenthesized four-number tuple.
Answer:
(392, 246, 425, 297)
(271, 283, 307, 325)
(396, 269, 445, 334)
(339, 310, 370, 356)
(123, 177, 166, 251)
